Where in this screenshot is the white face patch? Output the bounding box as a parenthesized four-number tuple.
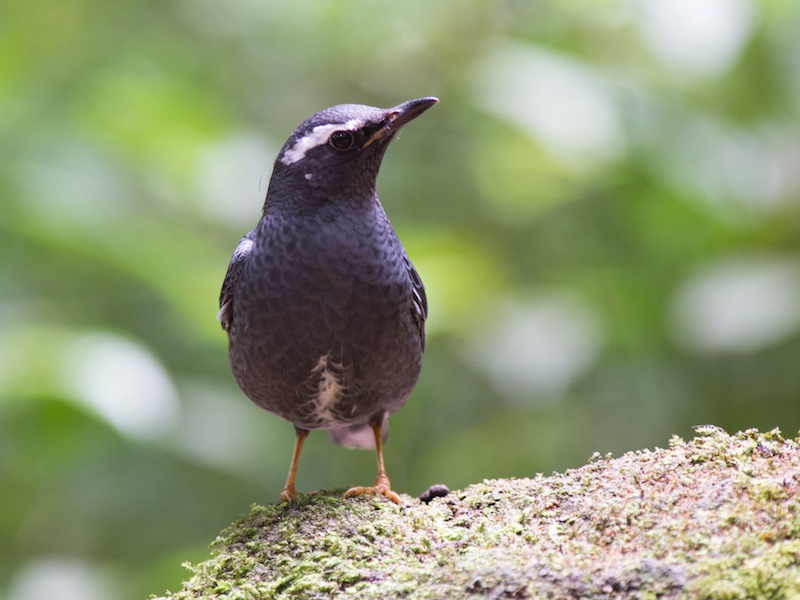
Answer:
(280, 118, 364, 166)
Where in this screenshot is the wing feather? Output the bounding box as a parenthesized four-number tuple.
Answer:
(404, 254, 427, 350)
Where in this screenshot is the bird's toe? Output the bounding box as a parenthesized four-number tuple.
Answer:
(279, 486, 299, 503)
(343, 472, 401, 504)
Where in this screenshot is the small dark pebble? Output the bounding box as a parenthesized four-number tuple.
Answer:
(419, 484, 450, 503)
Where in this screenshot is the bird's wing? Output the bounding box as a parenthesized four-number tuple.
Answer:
(404, 254, 428, 350)
(217, 231, 256, 332)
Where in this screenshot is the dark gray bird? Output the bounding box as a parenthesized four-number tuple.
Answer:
(218, 97, 437, 504)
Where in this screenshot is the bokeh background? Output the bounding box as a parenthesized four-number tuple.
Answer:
(3, 0, 800, 598)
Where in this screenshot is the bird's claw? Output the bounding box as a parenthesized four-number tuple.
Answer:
(280, 486, 298, 503)
(344, 473, 401, 504)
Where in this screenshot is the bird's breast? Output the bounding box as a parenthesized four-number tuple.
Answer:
(239, 210, 410, 345)
(229, 208, 422, 428)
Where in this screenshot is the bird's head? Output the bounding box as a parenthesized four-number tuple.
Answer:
(267, 97, 438, 208)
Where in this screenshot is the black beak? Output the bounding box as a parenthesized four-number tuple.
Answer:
(362, 97, 439, 148)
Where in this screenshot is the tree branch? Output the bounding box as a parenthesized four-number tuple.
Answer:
(153, 427, 800, 599)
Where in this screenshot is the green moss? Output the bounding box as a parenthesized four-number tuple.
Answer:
(691, 539, 800, 599)
(153, 428, 800, 599)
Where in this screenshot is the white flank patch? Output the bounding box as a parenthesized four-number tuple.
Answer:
(215, 302, 230, 324)
(216, 236, 254, 322)
(232, 235, 255, 259)
(280, 118, 364, 165)
(312, 354, 346, 424)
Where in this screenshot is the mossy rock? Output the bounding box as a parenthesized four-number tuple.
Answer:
(154, 427, 800, 599)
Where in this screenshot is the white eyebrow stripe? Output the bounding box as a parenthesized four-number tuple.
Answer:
(280, 118, 364, 165)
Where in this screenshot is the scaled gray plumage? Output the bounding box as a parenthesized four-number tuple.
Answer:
(218, 97, 437, 503)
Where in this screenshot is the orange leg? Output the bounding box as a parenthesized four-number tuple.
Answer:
(280, 427, 308, 502)
(343, 421, 401, 504)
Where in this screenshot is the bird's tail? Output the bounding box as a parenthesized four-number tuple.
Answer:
(327, 416, 388, 449)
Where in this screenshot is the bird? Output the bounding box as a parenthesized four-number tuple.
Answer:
(218, 97, 437, 504)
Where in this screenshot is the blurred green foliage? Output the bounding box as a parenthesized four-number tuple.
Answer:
(2, 0, 800, 598)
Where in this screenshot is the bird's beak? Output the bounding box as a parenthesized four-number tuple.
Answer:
(362, 97, 439, 149)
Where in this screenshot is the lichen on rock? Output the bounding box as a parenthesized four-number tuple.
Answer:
(153, 427, 800, 599)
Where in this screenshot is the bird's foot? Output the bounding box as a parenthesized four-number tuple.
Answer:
(343, 473, 401, 505)
(279, 486, 298, 503)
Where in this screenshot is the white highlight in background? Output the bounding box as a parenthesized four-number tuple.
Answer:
(473, 43, 625, 172)
(6, 558, 118, 600)
(63, 332, 181, 440)
(671, 256, 800, 354)
(467, 293, 605, 401)
(631, 0, 756, 77)
(194, 132, 277, 226)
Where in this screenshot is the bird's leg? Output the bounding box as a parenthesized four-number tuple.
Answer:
(280, 427, 309, 502)
(344, 420, 401, 504)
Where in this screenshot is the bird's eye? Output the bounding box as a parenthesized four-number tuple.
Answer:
(329, 130, 355, 151)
